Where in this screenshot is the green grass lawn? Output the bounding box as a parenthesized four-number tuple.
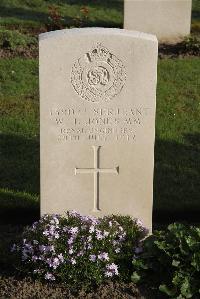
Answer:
(0, 0, 200, 226)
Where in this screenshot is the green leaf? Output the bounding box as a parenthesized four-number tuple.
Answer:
(159, 284, 176, 296)
(191, 253, 200, 271)
(131, 271, 141, 283)
(180, 278, 193, 298)
(172, 259, 180, 267)
(154, 240, 168, 251)
(132, 259, 148, 270)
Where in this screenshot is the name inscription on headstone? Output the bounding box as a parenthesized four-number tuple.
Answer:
(49, 106, 152, 143)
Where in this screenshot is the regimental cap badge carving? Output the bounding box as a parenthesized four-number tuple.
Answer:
(71, 43, 126, 103)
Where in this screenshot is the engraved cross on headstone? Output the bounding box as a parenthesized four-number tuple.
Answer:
(75, 146, 119, 212)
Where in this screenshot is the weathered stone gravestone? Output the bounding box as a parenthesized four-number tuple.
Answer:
(124, 0, 192, 43)
(39, 28, 158, 231)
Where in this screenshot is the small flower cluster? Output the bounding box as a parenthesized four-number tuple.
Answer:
(12, 211, 147, 288)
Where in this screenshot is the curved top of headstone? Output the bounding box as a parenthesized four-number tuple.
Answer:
(39, 27, 157, 43)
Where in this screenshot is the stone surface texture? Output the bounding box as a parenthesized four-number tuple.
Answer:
(124, 0, 192, 43)
(39, 28, 158, 231)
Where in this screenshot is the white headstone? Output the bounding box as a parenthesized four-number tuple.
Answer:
(124, 0, 192, 43)
(39, 28, 158, 231)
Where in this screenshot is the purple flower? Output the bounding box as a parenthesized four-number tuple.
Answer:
(32, 255, 38, 262)
(80, 215, 90, 222)
(52, 257, 60, 269)
(49, 245, 55, 252)
(50, 215, 59, 225)
(106, 263, 119, 275)
(105, 271, 113, 277)
(136, 219, 144, 227)
(89, 254, 96, 262)
(115, 248, 121, 253)
(96, 230, 104, 240)
(39, 245, 45, 252)
(103, 230, 109, 237)
(69, 210, 80, 217)
(42, 214, 49, 221)
(69, 227, 79, 235)
(54, 232, 60, 239)
(58, 253, 64, 262)
(108, 221, 113, 227)
(77, 251, 84, 257)
(47, 257, 60, 269)
(119, 232, 126, 241)
(136, 219, 149, 235)
(67, 237, 74, 245)
(70, 258, 76, 265)
(39, 245, 55, 253)
(69, 248, 73, 255)
(24, 243, 33, 251)
(45, 272, 55, 281)
(43, 225, 60, 240)
(87, 243, 93, 250)
(112, 240, 119, 247)
(98, 252, 109, 261)
(89, 225, 95, 233)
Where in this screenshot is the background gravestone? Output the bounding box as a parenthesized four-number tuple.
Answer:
(124, 0, 192, 43)
(39, 28, 158, 231)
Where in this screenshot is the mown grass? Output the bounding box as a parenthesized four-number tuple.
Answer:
(0, 57, 199, 225)
(0, 28, 37, 50)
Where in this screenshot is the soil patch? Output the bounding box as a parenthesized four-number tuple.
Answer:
(0, 27, 199, 59)
(159, 41, 200, 58)
(0, 42, 199, 59)
(0, 45, 38, 58)
(0, 277, 148, 299)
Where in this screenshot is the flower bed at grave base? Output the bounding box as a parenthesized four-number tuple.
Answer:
(11, 211, 148, 290)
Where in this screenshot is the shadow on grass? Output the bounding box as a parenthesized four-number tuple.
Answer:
(51, 0, 123, 10)
(0, 133, 40, 224)
(192, 10, 200, 21)
(0, 5, 49, 23)
(153, 133, 200, 225)
(0, 5, 74, 27)
(0, 189, 39, 225)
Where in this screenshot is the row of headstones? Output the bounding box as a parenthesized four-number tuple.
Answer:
(39, 1, 192, 232)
